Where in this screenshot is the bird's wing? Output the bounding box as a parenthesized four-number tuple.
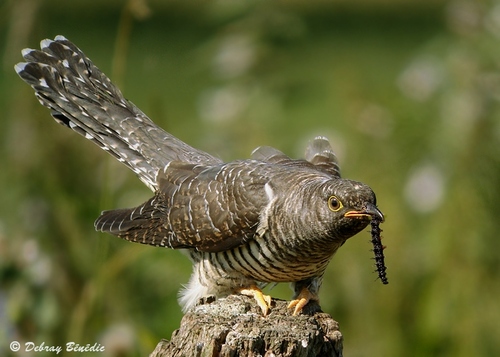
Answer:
(253, 138, 341, 178)
(304, 136, 341, 178)
(95, 160, 271, 252)
(251, 146, 291, 163)
(15, 36, 221, 191)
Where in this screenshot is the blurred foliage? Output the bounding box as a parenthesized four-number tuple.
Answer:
(1, 0, 500, 356)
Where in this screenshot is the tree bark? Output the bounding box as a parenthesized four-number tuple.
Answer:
(150, 295, 343, 357)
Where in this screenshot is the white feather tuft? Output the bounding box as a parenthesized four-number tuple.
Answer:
(178, 268, 210, 312)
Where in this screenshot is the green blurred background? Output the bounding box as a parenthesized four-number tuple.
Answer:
(1, 0, 500, 356)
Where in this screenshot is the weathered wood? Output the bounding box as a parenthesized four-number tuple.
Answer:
(150, 295, 343, 357)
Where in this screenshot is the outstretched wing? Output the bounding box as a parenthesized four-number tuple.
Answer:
(15, 35, 221, 191)
(95, 160, 271, 252)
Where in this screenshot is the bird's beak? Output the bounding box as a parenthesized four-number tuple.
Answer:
(344, 203, 385, 222)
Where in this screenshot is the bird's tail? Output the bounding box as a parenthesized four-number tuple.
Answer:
(15, 35, 221, 191)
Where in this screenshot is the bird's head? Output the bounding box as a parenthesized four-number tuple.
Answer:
(317, 179, 384, 241)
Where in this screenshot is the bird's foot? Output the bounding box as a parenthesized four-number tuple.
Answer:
(238, 286, 272, 316)
(288, 287, 318, 315)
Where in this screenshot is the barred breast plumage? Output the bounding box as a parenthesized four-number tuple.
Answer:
(15, 35, 384, 315)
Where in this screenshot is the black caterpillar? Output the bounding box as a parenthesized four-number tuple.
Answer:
(370, 216, 388, 284)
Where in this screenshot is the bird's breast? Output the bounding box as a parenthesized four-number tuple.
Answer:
(192, 233, 340, 283)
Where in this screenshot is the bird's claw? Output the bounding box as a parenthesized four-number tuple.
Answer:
(238, 286, 272, 316)
(287, 287, 318, 315)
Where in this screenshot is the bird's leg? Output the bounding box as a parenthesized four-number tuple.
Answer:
(238, 286, 272, 316)
(288, 287, 318, 315)
(288, 286, 319, 316)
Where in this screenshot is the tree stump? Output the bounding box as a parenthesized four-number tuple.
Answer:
(150, 295, 343, 357)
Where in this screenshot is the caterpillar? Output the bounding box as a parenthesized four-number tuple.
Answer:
(370, 216, 388, 284)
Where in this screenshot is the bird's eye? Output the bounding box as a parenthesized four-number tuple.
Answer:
(328, 196, 343, 212)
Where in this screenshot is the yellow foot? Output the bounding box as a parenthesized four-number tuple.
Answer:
(287, 287, 318, 316)
(238, 286, 272, 316)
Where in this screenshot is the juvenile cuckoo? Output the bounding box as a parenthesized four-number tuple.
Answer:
(15, 36, 384, 315)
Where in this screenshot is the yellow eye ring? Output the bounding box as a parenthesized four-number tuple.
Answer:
(328, 196, 343, 212)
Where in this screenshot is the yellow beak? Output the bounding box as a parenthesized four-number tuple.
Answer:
(344, 203, 384, 222)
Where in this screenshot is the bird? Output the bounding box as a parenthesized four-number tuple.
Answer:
(15, 35, 384, 316)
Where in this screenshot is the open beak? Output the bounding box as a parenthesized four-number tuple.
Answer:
(344, 203, 385, 222)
